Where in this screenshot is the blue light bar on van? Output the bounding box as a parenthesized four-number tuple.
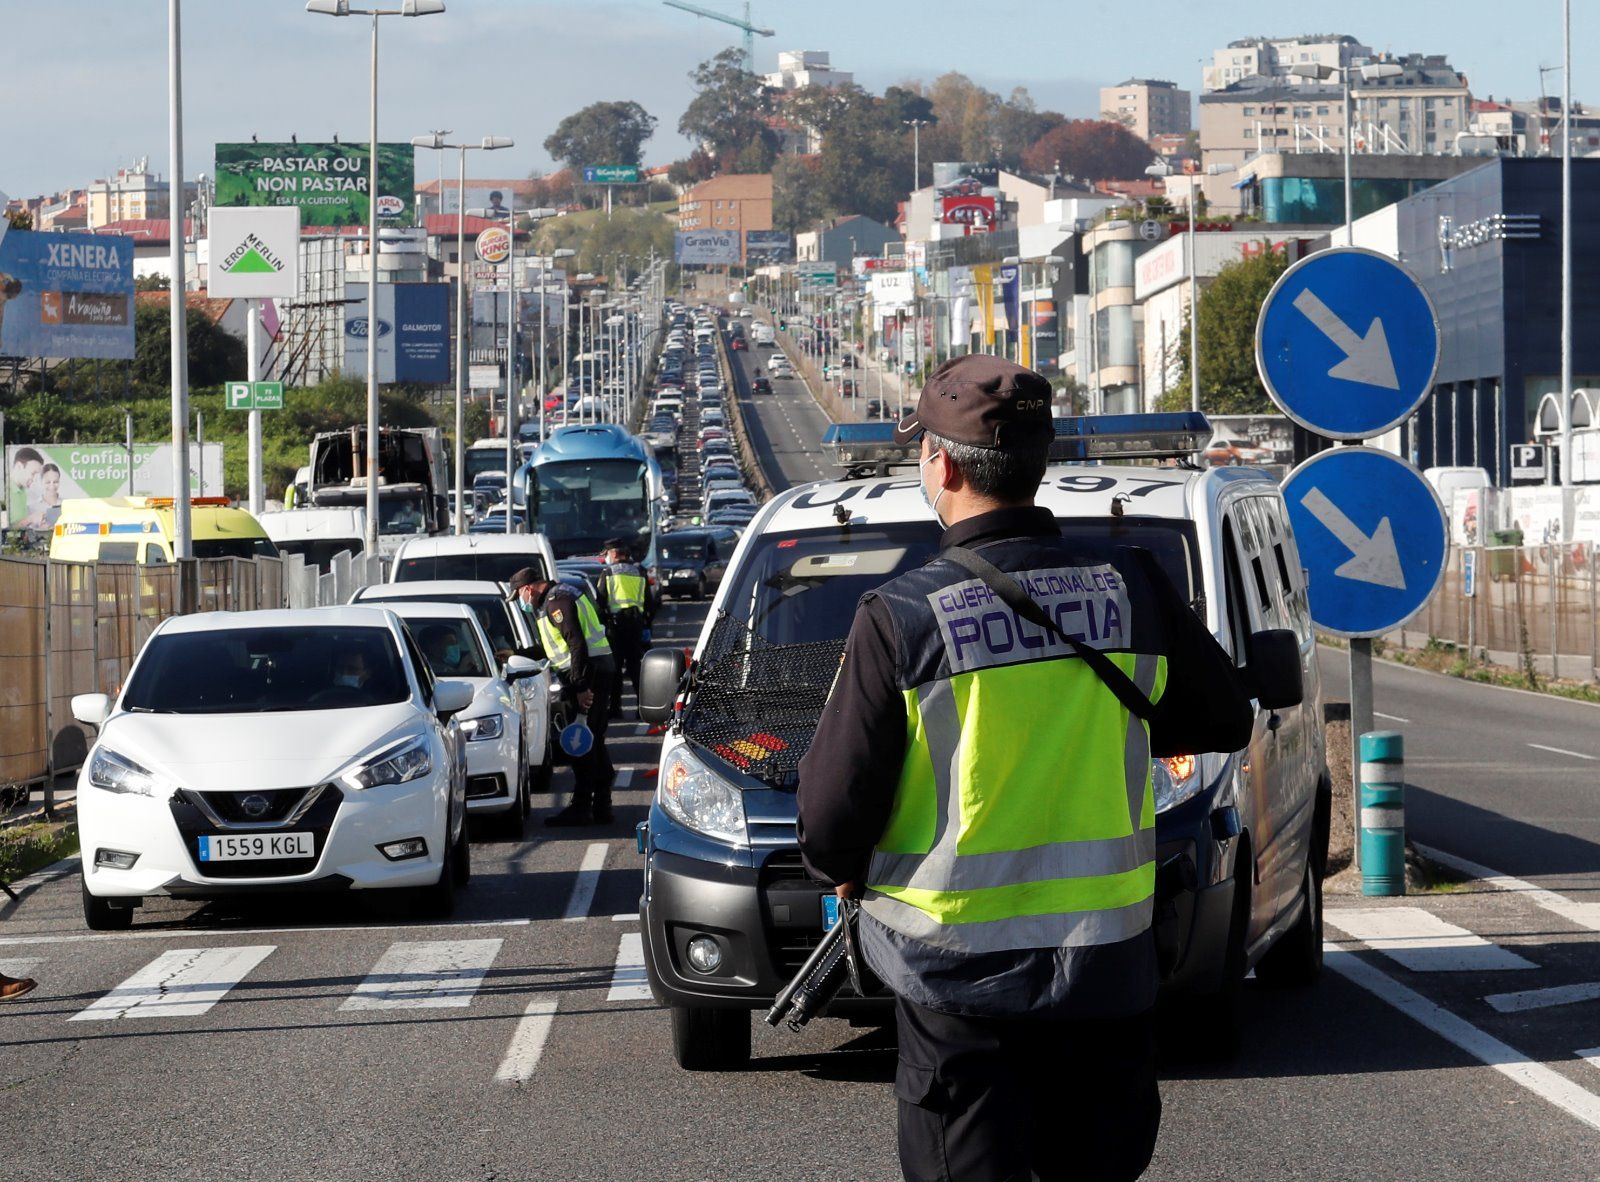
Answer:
(823, 412, 1211, 467)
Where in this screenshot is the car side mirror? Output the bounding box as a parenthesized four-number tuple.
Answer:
(638, 646, 688, 724)
(433, 678, 475, 717)
(72, 693, 111, 728)
(503, 655, 546, 682)
(1247, 629, 1303, 710)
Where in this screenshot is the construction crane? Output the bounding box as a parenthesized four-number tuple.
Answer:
(661, 0, 773, 71)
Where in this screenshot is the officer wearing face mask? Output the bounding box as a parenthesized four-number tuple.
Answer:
(797, 355, 1254, 1182)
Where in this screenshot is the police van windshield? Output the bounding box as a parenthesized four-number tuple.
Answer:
(717, 519, 1202, 649)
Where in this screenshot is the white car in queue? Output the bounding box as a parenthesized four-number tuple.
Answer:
(72, 607, 474, 931)
(379, 601, 548, 839)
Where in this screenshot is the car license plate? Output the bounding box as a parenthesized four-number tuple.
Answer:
(821, 894, 840, 932)
(197, 832, 314, 862)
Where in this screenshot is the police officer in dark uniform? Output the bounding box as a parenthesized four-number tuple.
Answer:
(600, 539, 648, 720)
(508, 567, 618, 826)
(797, 356, 1254, 1182)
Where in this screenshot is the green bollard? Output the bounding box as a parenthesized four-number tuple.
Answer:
(1360, 730, 1406, 896)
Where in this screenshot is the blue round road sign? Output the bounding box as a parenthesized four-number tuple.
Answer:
(1282, 447, 1448, 639)
(1256, 247, 1439, 440)
(559, 722, 594, 758)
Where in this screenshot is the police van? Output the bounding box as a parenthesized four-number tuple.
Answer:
(636, 413, 1329, 1070)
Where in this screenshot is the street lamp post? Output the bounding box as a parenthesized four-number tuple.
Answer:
(468, 198, 519, 533)
(903, 118, 930, 191)
(1562, 0, 1574, 485)
(168, 0, 192, 558)
(307, 0, 445, 554)
(411, 133, 512, 535)
(1147, 161, 1233, 411)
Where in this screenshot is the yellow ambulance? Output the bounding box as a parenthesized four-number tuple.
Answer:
(49, 497, 278, 564)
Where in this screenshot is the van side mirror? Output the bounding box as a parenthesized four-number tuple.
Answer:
(638, 646, 688, 724)
(1247, 629, 1303, 710)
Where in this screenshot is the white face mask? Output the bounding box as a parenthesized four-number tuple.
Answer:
(919, 449, 948, 528)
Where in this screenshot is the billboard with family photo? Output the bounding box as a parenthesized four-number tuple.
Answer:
(6, 444, 225, 529)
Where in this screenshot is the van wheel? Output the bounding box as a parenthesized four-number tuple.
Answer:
(1255, 857, 1324, 987)
(81, 877, 134, 931)
(1160, 851, 1249, 1062)
(670, 1005, 751, 1071)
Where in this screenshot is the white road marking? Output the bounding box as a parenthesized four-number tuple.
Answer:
(1580, 1048, 1600, 1074)
(340, 939, 502, 1010)
(0, 917, 531, 949)
(607, 932, 652, 1002)
(71, 945, 276, 1021)
(562, 843, 609, 922)
(1485, 981, 1600, 1014)
(494, 996, 560, 1084)
(1527, 743, 1597, 761)
(1326, 946, 1600, 1133)
(1374, 711, 1411, 724)
(614, 768, 634, 790)
(1325, 907, 1537, 972)
(1416, 844, 1600, 934)
(611, 913, 638, 922)
(0, 957, 44, 979)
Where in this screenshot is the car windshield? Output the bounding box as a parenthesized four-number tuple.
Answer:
(378, 495, 429, 536)
(403, 617, 491, 679)
(122, 626, 409, 714)
(366, 593, 521, 658)
(660, 537, 708, 562)
(394, 553, 545, 584)
(193, 537, 278, 560)
(464, 447, 510, 484)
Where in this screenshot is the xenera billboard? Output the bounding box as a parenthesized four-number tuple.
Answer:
(0, 229, 134, 360)
(7, 443, 224, 527)
(674, 230, 740, 266)
(344, 283, 451, 384)
(215, 142, 416, 227)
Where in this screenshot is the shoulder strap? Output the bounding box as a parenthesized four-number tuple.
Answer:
(943, 545, 1155, 721)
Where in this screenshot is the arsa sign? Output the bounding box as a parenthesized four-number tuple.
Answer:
(375, 194, 405, 219)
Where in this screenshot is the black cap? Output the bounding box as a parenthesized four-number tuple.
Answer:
(893, 355, 1054, 450)
(506, 567, 544, 596)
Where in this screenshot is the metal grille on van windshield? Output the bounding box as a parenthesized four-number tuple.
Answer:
(680, 612, 846, 791)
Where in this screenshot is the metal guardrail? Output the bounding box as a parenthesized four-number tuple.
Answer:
(718, 320, 774, 503)
(0, 548, 382, 812)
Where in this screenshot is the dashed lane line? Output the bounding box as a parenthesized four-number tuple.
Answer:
(494, 996, 560, 1084)
(1325, 907, 1538, 972)
(606, 932, 652, 1002)
(340, 939, 503, 1011)
(1326, 946, 1600, 1133)
(562, 842, 609, 922)
(1416, 844, 1600, 935)
(1374, 711, 1411, 724)
(1527, 743, 1597, 761)
(71, 945, 276, 1021)
(1485, 982, 1600, 1014)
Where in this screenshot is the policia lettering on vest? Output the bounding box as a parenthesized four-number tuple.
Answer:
(600, 539, 648, 721)
(796, 356, 1254, 1182)
(508, 566, 619, 827)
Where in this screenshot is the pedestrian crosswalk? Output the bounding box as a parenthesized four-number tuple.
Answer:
(340, 938, 503, 1011)
(71, 945, 277, 1021)
(1324, 907, 1539, 972)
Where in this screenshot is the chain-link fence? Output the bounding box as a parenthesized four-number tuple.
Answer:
(1405, 545, 1600, 682)
(0, 548, 383, 810)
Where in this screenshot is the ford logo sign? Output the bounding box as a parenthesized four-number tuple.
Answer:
(346, 317, 393, 339)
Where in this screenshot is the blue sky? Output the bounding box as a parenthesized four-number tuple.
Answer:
(3, 0, 1595, 200)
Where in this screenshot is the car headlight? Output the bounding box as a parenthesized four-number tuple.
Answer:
(1152, 754, 1206, 812)
(465, 714, 505, 742)
(87, 747, 172, 798)
(659, 744, 746, 846)
(675, 568, 697, 578)
(343, 734, 433, 790)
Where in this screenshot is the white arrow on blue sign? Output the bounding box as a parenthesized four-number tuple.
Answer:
(1282, 446, 1449, 638)
(1256, 247, 1440, 440)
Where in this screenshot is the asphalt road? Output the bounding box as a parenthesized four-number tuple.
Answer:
(728, 336, 833, 491)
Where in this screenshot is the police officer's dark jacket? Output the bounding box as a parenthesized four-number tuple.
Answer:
(797, 505, 1253, 1018)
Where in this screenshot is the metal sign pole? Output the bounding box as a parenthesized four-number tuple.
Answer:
(247, 297, 263, 514)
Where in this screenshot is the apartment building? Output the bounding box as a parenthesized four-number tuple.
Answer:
(1203, 34, 1373, 92)
(676, 174, 773, 262)
(85, 162, 172, 229)
(1100, 79, 1192, 141)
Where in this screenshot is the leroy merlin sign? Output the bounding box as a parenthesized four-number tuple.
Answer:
(207, 207, 301, 298)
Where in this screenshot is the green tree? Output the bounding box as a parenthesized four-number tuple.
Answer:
(1157, 248, 1291, 414)
(772, 154, 826, 235)
(678, 48, 778, 172)
(543, 101, 657, 173)
(132, 301, 245, 390)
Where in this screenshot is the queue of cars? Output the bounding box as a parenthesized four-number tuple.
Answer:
(72, 534, 565, 929)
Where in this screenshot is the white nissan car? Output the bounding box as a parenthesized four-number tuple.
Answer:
(378, 600, 550, 839)
(72, 607, 473, 930)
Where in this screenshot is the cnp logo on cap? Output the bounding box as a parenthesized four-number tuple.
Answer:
(893, 355, 1054, 450)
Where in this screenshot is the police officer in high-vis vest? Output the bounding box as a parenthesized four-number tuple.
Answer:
(797, 356, 1253, 1182)
(600, 539, 648, 721)
(508, 567, 619, 826)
